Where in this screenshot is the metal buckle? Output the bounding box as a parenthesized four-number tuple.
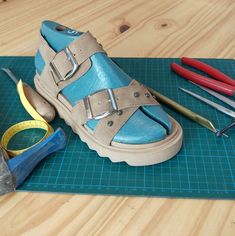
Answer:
(50, 47, 79, 81)
(83, 89, 118, 120)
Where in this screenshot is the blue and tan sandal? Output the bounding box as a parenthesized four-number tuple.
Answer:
(34, 21, 183, 166)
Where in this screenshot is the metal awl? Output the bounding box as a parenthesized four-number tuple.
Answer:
(1, 68, 19, 84)
(179, 87, 235, 118)
(191, 82, 235, 109)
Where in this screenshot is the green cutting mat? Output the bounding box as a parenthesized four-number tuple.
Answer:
(0, 57, 234, 199)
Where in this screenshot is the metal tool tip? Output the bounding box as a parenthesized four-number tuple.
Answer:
(215, 130, 229, 138)
(1, 68, 11, 73)
(215, 131, 222, 137)
(1, 68, 19, 84)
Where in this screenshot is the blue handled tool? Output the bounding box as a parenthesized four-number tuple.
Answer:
(0, 128, 66, 194)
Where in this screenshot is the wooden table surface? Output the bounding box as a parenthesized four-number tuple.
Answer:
(0, 0, 235, 235)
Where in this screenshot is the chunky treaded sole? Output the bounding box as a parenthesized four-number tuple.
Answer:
(34, 75, 183, 166)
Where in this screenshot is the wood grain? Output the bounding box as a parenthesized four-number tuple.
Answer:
(0, 0, 235, 235)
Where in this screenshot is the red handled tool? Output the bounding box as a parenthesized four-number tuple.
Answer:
(171, 57, 235, 97)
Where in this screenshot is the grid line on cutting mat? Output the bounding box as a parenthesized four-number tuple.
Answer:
(0, 56, 234, 199)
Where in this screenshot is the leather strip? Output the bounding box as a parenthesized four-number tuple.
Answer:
(92, 80, 158, 144)
(47, 32, 104, 83)
(38, 32, 104, 96)
(69, 31, 104, 65)
(50, 49, 74, 82)
(38, 34, 56, 64)
(57, 59, 91, 91)
(71, 80, 158, 126)
(94, 107, 139, 145)
(38, 68, 60, 97)
(38, 58, 92, 97)
(87, 80, 157, 116)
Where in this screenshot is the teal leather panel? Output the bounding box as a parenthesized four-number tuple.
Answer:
(35, 51, 45, 75)
(37, 20, 173, 144)
(141, 106, 173, 134)
(115, 110, 167, 143)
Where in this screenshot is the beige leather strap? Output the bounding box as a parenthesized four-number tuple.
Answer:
(57, 60, 91, 91)
(71, 80, 154, 124)
(94, 107, 139, 145)
(87, 80, 157, 113)
(50, 32, 104, 82)
(69, 32, 104, 65)
(71, 80, 159, 141)
(38, 31, 104, 95)
(38, 34, 56, 64)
